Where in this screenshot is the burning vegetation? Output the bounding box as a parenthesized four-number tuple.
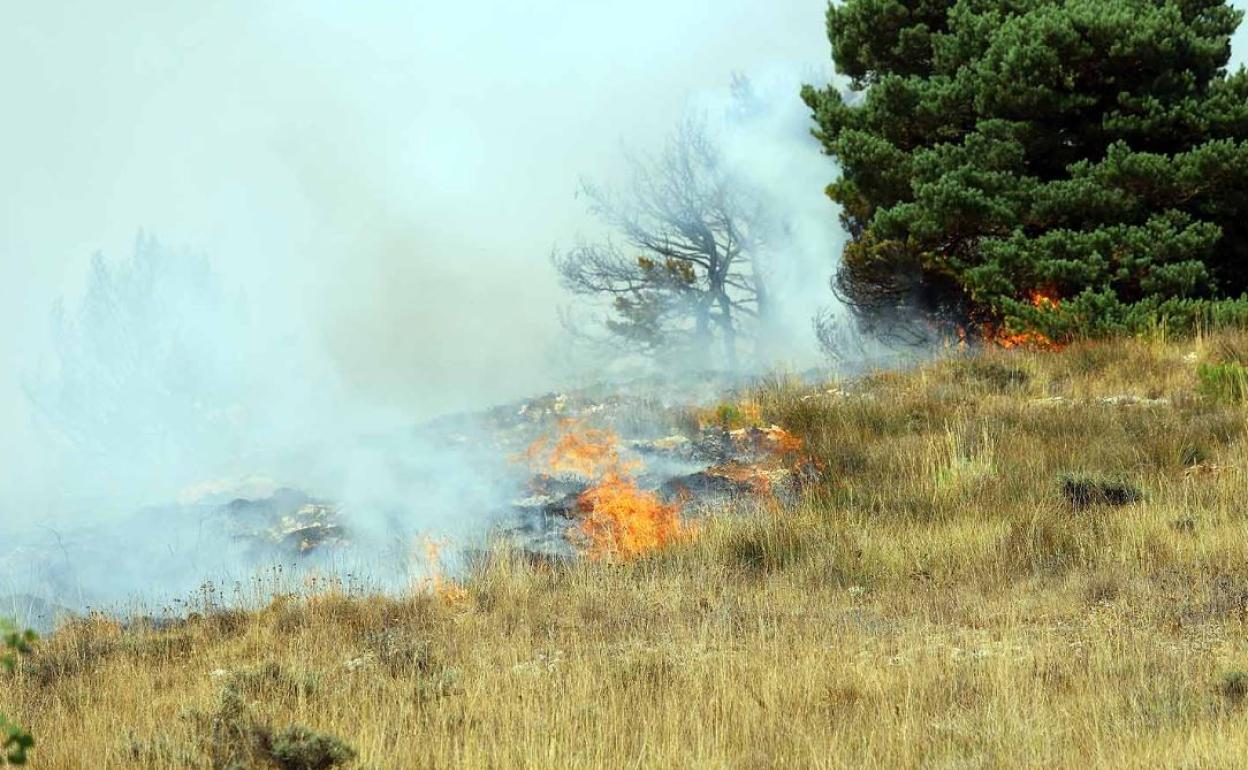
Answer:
(416, 536, 469, 606)
(526, 420, 690, 561)
(961, 287, 1066, 351)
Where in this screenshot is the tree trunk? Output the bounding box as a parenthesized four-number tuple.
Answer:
(693, 296, 714, 370)
(753, 278, 773, 363)
(716, 289, 738, 372)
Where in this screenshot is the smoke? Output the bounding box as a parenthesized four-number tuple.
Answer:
(551, 65, 860, 377)
(4, 2, 1245, 621)
(704, 67, 858, 366)
(2, 235, 523, 616)
(0, 3, 845, 618)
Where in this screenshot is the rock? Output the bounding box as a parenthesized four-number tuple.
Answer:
(222, 489, 348, 556)
(1098, 394, 1170, 407)
(627, 435, 693, 458)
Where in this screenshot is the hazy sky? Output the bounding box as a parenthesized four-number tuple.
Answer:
(2, 1, 1246, 430)
(0, 2, 832, 430)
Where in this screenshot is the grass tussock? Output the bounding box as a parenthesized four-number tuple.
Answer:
(7, 331, 1248, 768)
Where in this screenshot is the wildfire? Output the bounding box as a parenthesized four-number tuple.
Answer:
(524, 422, 632, 478)
(763, 424, 806, 458)
(986, 327, 1058, 350)
(1028, 287, 1060, 309)
(527, 420, 690, 561)
(417, 536, 469, 606)
(575, 471, 685, 560)
(981, 286, 1064, 350)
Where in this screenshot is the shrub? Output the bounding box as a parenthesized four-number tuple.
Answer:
(953, 360, 1029, 391)
(1, 621, 36, 765)
(186, 676, 356, 770)
(269, 726, 356, 770)
(726, 523, 808, 573)
(708, 401, 762, 430)
(1220, 671, 1248, 703)
(1061, 475, 1142, 509)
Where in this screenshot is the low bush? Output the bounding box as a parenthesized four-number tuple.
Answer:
(186, 677, 355, 770)
(1220, 671, 1248, 704)
(1060, 475, 1143, 509)
(269, 726, 357, 770)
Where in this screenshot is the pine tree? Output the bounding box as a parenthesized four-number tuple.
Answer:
(802, 0, 1248, 340)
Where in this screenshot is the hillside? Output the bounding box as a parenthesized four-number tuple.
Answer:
(7, 331, 1248, 769)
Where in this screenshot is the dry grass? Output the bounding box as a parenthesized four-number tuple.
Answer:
(8, 332, 1248, 768)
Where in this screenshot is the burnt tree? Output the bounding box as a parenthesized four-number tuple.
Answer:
(555, 120, 769, 370)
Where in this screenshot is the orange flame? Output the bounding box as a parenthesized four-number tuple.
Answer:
(575, 472, 686, 561)
(1028, 287, 1060, 309)
(524, 420, 637, 478)
(527, 420, 690, 561)
(982, 287, 1064, 350)
(417, 536, 469, 606)
(985, 328, 1058, 350)
(764, 425, 805, 458)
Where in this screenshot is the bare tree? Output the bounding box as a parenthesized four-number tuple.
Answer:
(554, 119, 769, 371)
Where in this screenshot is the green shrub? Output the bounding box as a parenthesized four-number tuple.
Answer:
(0, 716, 34, 767)
(1220, 671, 1248, 703)
(269, 726, 356, 770)
(186, 676, 356, 770)
(715, 403, 742, 427)
(1008, 295, 1248, 343)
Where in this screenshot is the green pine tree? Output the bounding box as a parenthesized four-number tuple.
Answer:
(802, 0, 1248, 341)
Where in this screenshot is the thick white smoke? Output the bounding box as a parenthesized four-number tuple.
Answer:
(705, 67, 856, 367)
(3, 236, 523, 621)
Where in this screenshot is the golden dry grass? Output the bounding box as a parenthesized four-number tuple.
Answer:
(7, 331, 1248, 768)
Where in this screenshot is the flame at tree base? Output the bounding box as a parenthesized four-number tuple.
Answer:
(956, 288, 1067, 351)
(983, 326, 1063, 350)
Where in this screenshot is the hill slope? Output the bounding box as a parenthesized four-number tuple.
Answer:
(7, 332, 1248, 768)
